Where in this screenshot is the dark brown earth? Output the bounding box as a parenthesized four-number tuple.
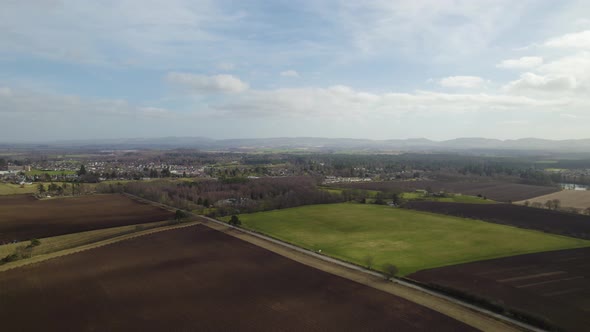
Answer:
(0, 225, 476, 332)
(405, 201, 590, 239)
(336, 180, 559, 202)
(409, 247, 590, 332)
(0, 194, 173, 243)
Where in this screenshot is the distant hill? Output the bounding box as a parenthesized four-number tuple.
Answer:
(5, 137, 590, 153)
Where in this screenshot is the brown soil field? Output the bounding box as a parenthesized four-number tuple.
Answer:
(0, 194, 173, 243)
(337, 180, 559, 202)
(0, 225, 476, 332)
(409, 247, 590, 332)
(405, 201, 590, 240)
(516, 190, 590, 211)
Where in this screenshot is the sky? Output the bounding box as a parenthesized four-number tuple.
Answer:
(1, 0, 590, 142)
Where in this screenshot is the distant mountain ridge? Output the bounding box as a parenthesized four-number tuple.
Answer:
(5, 137, 590, 153)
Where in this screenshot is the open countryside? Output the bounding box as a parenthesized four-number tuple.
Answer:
(410, 247, 590, 332)
(232, 203, 590, 276)
(405, 201, 590, 240)
(516, 190, 590, 212)
(0, 194, 173, 243)
(0, 225, 475, 332)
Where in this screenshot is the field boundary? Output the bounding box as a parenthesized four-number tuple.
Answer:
(201, 216, 545, 332)
(0, 220, 202, 273)
(122, 192, 178, 212)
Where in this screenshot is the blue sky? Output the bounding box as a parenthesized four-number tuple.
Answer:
(1, 0, 590, 141)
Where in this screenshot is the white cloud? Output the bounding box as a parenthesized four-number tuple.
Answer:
(0, 87, 12, 97)
(212, 85, 569, 119)
(0, 86, 172, 119)
(166, 72, 249, 93)
(544, 30, 590, 49)
(503, 72, 577, 93)
(560, 113, 578, 119)
(438, 76, 486, 89)
(280, 70, 300, 78)
(537, 52, 590, 84)
(0, 0, 235, 67)
(331, 0, 531, 61)
(497, 56, 543, 69)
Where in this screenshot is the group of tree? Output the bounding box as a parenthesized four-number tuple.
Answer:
(36, 182, 88, 197)
(544, 199, 561, 210)
(99, 176, 345, 217)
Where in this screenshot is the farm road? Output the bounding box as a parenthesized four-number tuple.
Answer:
(201, 216, 539, 332)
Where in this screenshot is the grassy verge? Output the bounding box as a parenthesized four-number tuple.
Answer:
(0, 220, 173, 260)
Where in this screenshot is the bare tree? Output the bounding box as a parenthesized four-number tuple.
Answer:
(382, 263, 398, 280)
(545, 200, 553, 210)
(363, 255, 374, 270)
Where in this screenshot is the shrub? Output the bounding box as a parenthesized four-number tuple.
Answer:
(382, 263, 398, 280)
(228, 215, 242, 226)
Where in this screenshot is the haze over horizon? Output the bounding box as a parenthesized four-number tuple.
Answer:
(2, 1, 590, 141)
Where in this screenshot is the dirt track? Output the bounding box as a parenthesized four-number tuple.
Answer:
(0, 194, 173, 242)
(0, 224, 477, 332)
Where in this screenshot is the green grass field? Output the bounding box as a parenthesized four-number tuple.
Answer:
(318, 187, 381, 197)
(25, 169, 77, 176)
(401, 192, 495, 204)
(233, 203, 589, 275)
(0, 183, 38, 195)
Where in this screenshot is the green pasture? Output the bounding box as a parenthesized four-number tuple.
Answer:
(401, 192, 495, 204)
(26, 169, 76, 176)
(231, 203, 589, 276)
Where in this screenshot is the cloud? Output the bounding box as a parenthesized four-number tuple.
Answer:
(212, 85, 568, 119)
(0, 85, 172, 119)
(280, 70, 300, 78)
(0, 0, 237, 67)
(544, 30, 590, 49)
(166, 72, 249, 93)
(497, 56, 543, 69)
(503, 72, 577, 93)
(0, 87, 12, 97)
(438, 76, 486, 89)
(330, 0, 532, 61)
(537, 52, 590, 85)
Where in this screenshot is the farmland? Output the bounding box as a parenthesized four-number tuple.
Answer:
(0, 194, 173, 243)
(0, 225, 475, 331)
(409, 247, 590, 332)
(516, 190, 590, 211)
(400, 192, 494, 204)
(336, 180, 559, 202)
(405, 201, 590, 240)
(0, 182, 38, 195)
(232, 203, 589, 275)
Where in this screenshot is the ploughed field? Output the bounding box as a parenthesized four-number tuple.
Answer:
(336, 180, 559, 202)
(409, 247, 590, 332)
(0, 194, 173, 243)
(0, 225, 475, 332)
(405, 201, 590, 240)
(516, 190, 590, 211)
(234, 203, 589, 275)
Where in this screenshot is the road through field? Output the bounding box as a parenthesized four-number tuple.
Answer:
(201, 216, 539, 332)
